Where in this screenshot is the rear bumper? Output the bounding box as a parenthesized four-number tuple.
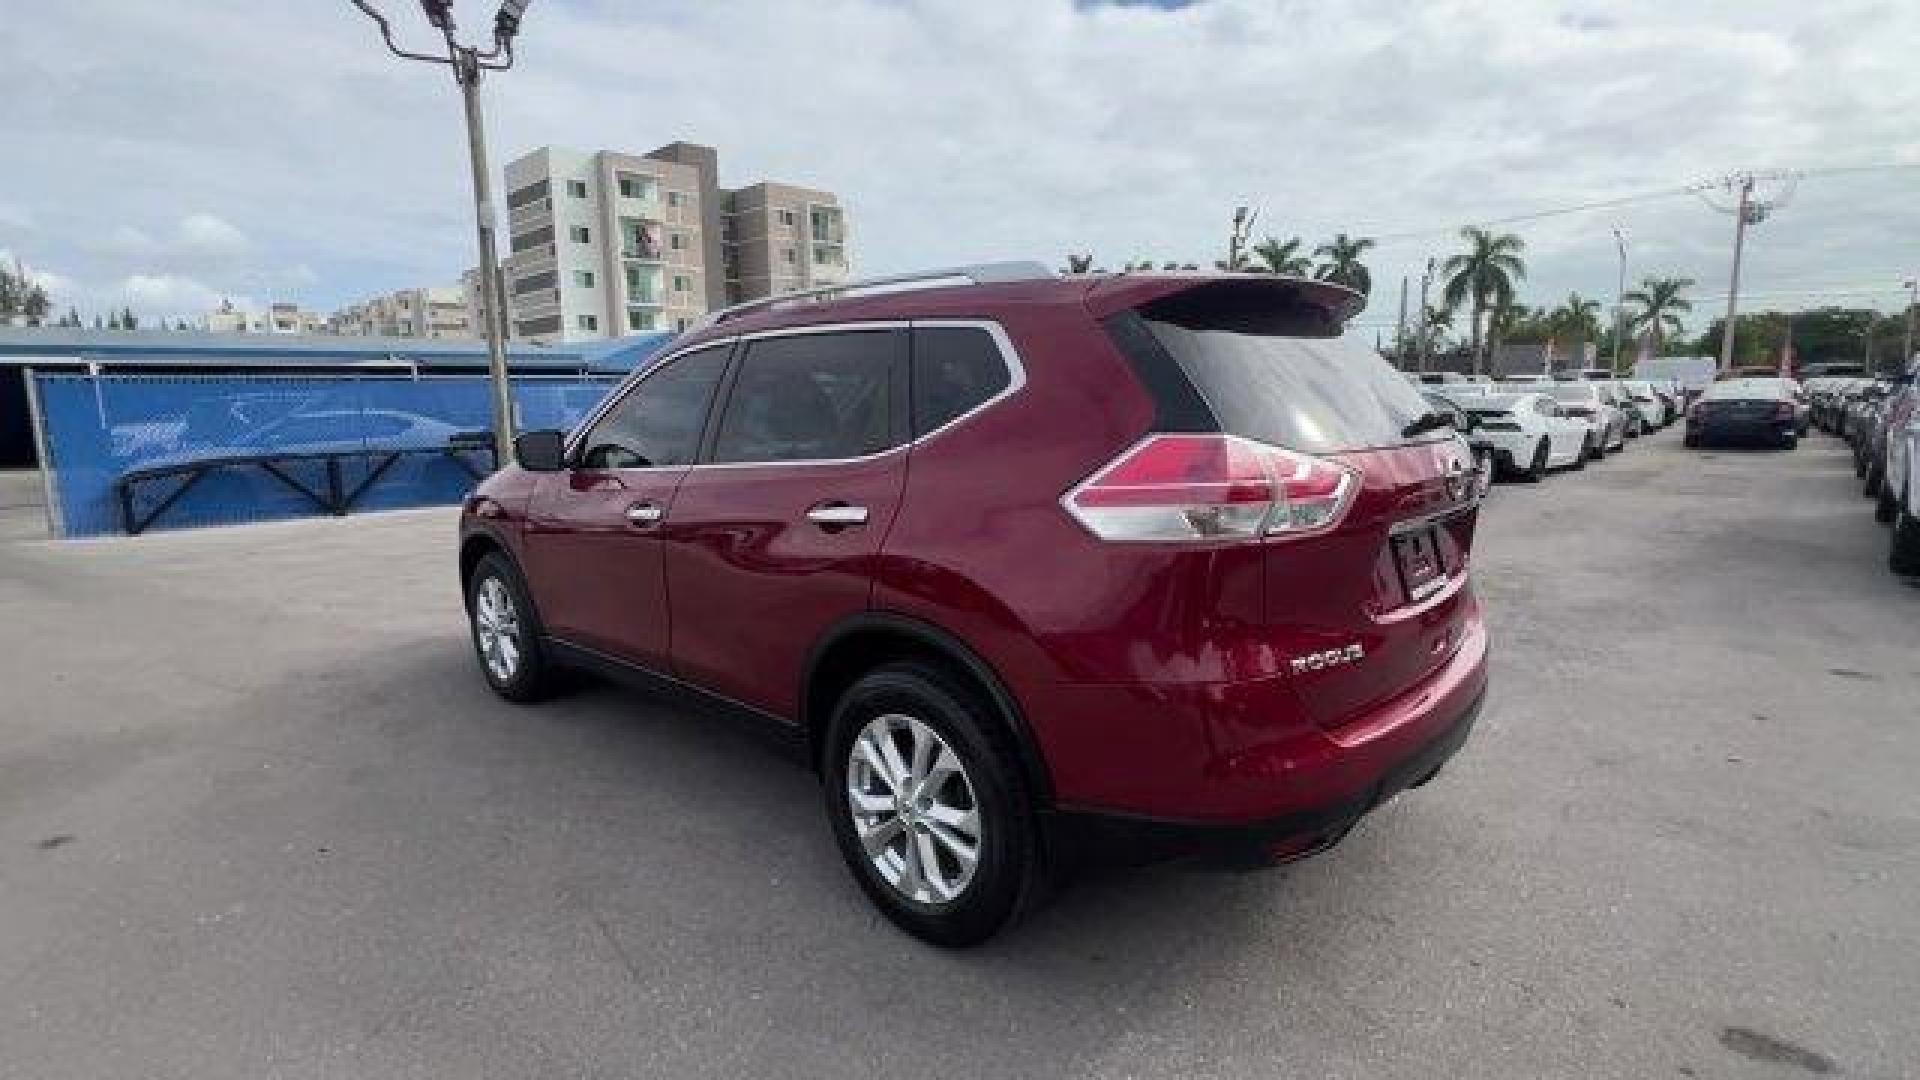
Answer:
(1040, 613, 1489, 865)
(1689, 414, 1796, 444)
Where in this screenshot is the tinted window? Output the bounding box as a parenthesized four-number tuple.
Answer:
(913, 326, 1012, 435)
(1143, 320, 1432, 452)
(712, 331, 901, 463)
(578, 346, 729, 469)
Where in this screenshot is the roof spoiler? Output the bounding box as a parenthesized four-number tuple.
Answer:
(1083, 273, 1366, 329)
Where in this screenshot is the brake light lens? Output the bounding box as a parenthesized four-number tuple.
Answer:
(1062, 433, 1358, 542)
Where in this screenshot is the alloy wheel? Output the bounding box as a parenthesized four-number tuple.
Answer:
(846, 713, 981, 905)
(474, 576, 522, 683)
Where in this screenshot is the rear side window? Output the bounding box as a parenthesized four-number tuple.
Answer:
(577, 345, 729, 469)
(1136, 317, 1434, 453)
(912, 326, 1011, 435)
(711, 330, 903, 463)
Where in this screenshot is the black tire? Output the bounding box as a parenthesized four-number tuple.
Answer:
(466, 551, 554, 702)
(1683, 432, 1700, 449)
(1892, 502, 1920, 576)
(1865, 466, 1882, 499)
(1780, 432, 1799, 451)
(1875, 488, 1898, 524)
(822, 662, 1040, 948)
(1521, 439, 1548, 482)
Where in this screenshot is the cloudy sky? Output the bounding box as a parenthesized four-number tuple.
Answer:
(3, 0, 1917, 334)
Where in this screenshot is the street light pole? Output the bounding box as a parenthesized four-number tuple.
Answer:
(350, 0, 529, 469)
(1611, 227, 1627, 374)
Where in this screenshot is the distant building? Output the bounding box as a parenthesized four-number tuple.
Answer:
(501, 141, 850, 343)
(204, 300, 325, 334)
(461, 264, 510, 342)
(332, 286, 473, 339)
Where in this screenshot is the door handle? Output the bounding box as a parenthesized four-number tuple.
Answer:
(624, 500, 664, 526)
(806, 502, 869, 527)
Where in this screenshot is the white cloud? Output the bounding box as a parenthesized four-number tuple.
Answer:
(0, 0, 1915, 332)
(122, 273, 221, 308)
(175, 212, 250, 259)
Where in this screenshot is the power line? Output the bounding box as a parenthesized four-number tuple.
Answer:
(1360, 161, 1920, 248)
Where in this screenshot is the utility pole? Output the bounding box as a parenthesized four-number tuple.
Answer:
(1903, 278, 1917, 373)
(1415, 258, 1435, 373)
(350, 0, 531, 469)
(1394, 274, 1409, 367)
(1700, 169, 1797, 376)
(1716, 175, 1752, 375)
(1611, 227, 1627, 374)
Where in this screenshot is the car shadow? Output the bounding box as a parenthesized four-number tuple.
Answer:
(278, 636, 1410, 1072)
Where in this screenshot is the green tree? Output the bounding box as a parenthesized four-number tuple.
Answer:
(119, 306, 138, 331)
(1063, 253, 1095, 274)
(1313, 233, 1375, 295)
(1547, 292, 1602, 344)
(1440, 227, 1527, 376)
(1250, 235, 1312, 276)
(1622, 276, 1694, 358)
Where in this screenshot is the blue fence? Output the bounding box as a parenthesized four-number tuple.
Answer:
(33, 374, 619, 537)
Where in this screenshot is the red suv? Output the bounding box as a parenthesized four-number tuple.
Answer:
(459, 265, 1488, 946)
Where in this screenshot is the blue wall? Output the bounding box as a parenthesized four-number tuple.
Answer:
(34, 374, 619, 537)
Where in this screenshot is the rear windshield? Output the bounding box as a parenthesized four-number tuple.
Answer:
(1703, 380, 1790, 401)
(1545, 384, 1598, 403)
(1141, 320, 1436, 452)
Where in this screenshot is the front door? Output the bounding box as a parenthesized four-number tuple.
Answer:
(521, 343, 732, 668)
(662, 327, 909, 719)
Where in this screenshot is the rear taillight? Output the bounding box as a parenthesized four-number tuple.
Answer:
(1062, 433, 1358, 542)
(1774, 401, 1795, 419)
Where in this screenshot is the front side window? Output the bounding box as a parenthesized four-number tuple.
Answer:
(912, 326, 1012, 435)
(711, 331, 902, 463)
(577, 345, 730, 469)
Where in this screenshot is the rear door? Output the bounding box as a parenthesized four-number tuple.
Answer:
(661, 326, 909, 719)
(1127, 291, 1481, 730)
(521, 343, 731, 668)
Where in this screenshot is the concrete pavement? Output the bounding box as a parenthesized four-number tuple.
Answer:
(1, 429, 1915, 1079)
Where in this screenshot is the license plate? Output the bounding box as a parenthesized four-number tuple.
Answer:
(1392, 527, 1446, 601)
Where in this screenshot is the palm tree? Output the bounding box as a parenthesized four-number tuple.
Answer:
(1063, 253, 1095, 274)
(1313, 233, 1376, 295)
(1440, 227, 1528, 376)
(1548, 292, 1602, 344)
(1622, 276, 1694, 360)
(1250, 235, 1312, 276)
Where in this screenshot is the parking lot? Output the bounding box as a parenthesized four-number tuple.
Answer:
(2, 428, 1915, 1079)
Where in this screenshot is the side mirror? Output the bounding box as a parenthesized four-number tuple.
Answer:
(515, 429, 566, 472)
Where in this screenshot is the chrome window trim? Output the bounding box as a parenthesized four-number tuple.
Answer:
(563, 318, 1027, 472)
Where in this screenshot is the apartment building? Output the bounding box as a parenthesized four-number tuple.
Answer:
(332, 285, 474, 339)
(461, 264, 509, 342)
(725, 182, 849, 302)
(502, 142, 849, 343)
(204, 300, 325, 334)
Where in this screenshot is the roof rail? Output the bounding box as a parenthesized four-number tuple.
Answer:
(694, 260, 1054, 330)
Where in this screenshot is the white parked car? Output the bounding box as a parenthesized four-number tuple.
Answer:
(1543, 382, 1627, 455)
(1621, 381, 1668, 430)
(1445, 391, 1592, 481)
